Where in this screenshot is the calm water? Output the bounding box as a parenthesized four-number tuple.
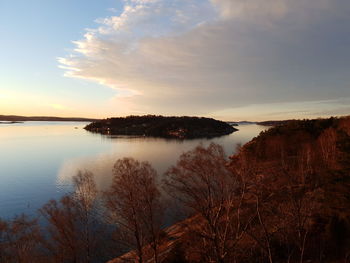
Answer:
(0, 121, 267, 219)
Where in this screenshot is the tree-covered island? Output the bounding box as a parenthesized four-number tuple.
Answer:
(84, 115, 237, 139)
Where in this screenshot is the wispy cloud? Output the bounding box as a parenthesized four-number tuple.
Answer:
(59, 0, 350, 118)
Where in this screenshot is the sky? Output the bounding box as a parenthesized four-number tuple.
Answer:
(0, 0, 349, 121)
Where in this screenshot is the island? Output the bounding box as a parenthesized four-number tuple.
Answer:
(84, 115, 237, 139)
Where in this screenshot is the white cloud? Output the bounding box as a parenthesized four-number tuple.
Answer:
(59, 0, 350, 118)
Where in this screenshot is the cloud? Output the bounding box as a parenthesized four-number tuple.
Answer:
(59, 0, 350, 118)
(210, 0, 340, 22)
(210, 98, 350, 121)
(210, 0, 288, 20)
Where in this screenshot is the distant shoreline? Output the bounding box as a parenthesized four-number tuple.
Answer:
(0, 121, 24, 124)
(0, 115, 99, 122)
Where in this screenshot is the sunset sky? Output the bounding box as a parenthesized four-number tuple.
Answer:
(1, 0, 349, 121)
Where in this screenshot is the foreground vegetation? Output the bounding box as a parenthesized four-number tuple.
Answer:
(1, 116, 349, 263)
(84, 115, 237, 139)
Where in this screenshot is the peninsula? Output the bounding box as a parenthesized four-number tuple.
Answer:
(84, 115, 237, 139)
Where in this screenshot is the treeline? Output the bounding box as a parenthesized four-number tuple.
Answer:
(1, 116, 349, 263)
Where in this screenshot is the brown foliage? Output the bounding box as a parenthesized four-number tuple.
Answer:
(225, 117, 350, 263)
(164, 143, 252, 263)
(0, 215, 45, 263)
(40, 171, 109, 263)
(104, 158, 164, 263)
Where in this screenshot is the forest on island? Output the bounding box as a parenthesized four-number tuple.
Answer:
(84, 115, 236, 139)
(1, 116, 349, 263)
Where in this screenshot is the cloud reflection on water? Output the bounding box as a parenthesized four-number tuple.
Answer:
(57, 124, 267, 191)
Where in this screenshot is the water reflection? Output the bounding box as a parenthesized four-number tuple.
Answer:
(0, 122, 267, 218)
(57, 124, 267, 191)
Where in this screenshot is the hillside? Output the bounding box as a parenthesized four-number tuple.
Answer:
(109, 116, 350, 263)
(84, 115, 237, 139)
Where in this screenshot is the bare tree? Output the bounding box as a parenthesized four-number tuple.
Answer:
(0, 215, 45, 263)
(104, 158, 164, 263)
(164, 143, 247, 263)
(318, 127, 337, 168)
(0, 218, 7, 261)
(283, 143, 322, 263)
(73, 171, 98, 263)
(40, 171, 106, 263)
(284, 185, 320, 263)
(252, 142, 321, 263)
(40, 196, 82, 262)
